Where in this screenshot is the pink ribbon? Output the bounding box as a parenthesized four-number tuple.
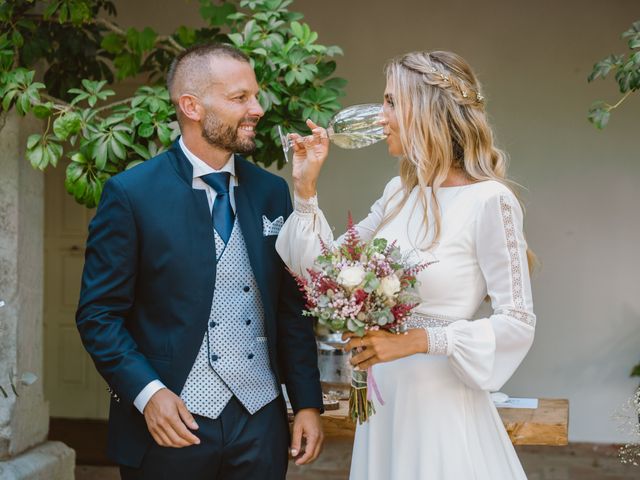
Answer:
(366, 366, 385, 406)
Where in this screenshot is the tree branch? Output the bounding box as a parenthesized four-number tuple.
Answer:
(94, 97, 134, 114)
(40, 87, 136, 118)
(40, 93, 73, 110)
(157, 34, 185, 55)
(95, 17, 126, 36)
(606, 90, 633, 111)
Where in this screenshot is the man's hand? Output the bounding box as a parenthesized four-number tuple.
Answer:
(143, 388, 200, 448)
(290, 408, 324, 465)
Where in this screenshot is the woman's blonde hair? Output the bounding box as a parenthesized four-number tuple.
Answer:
(378, 50, 536, 270)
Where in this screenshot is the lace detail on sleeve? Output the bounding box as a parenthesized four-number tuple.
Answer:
(426, 327, 448, 355)
(499, 196, 536, 327)
(294, 194, 318, 214)
(495, 308, 535, 327)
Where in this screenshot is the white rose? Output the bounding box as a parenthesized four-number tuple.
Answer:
(337, 265, 366, 289)
(378, 274, 401, 298)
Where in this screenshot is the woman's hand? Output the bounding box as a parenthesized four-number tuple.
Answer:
(343, 329, 429, 370)
(290, 119, 330, 199)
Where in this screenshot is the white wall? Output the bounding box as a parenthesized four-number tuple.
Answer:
(114, 0, 640, 443)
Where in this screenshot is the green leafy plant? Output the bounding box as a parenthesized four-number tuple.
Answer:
(587, 20, 640, 129)
(0, 0, 346, 207)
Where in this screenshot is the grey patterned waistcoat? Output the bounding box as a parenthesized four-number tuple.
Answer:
(180, 220, 280, 419)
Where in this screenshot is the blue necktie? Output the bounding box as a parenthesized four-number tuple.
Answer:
(201, 172, 234, 243)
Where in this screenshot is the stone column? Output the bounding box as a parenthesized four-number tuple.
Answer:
(0, 111, 74, 479)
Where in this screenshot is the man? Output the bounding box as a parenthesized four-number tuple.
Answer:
(76, 43, 324, 479)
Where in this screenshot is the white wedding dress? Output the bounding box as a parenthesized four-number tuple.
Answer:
(276, 177, 535, 479)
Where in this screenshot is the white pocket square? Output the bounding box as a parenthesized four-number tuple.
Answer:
(262, 215, 284, 236)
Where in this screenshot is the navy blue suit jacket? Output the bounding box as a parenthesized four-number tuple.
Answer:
(76, 141, 322, 467)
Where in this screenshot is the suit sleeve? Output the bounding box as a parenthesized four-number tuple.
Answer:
(275, 178, 324, 413)
(76, 177, 160, 406)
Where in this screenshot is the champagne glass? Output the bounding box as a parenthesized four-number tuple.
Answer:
(277, 103, 385, 163)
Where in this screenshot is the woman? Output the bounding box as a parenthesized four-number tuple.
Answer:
(276, 51, 535, 479)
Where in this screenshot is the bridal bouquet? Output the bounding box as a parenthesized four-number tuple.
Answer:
(291, 216, 429, 424)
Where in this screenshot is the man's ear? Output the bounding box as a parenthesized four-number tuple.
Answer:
(178, 94, 202, 122)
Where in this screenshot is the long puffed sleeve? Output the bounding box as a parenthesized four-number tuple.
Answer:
(276, 176, 402, 278)
(427, 192, 536, 392)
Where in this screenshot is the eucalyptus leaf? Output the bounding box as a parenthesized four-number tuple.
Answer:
(347, 318, 359, 332)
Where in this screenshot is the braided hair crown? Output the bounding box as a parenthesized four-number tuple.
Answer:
(400, 51, 485, 107)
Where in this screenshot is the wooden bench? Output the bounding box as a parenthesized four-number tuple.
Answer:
(318, 398, 569, 446)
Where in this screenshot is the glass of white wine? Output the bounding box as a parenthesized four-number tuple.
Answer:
(277, 103, 385, 163)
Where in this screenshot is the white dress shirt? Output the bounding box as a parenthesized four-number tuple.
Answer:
(133, 138, 237, 414)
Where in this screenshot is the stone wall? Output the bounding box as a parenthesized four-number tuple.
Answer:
(0, 111, 74, 478)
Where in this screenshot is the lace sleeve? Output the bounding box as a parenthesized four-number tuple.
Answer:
(492, 196, 536, 327)
(425, 191, 535, 392)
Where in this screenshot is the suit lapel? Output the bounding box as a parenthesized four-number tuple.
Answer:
(168, 139, 217, 293)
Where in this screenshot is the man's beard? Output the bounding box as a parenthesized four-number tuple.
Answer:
(201, 110, 257, 155)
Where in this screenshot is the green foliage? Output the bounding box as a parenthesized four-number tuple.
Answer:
(1, 0, 117, 100)
(587, 20, 640, 129)
(0, 0, 346, 207)
(632, 362, 640, 378)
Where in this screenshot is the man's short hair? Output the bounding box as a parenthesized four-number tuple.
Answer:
(166, 43, 250, 105)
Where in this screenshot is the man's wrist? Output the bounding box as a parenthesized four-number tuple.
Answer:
(296, 407, 321, 413)
(134, 380, 167, 414)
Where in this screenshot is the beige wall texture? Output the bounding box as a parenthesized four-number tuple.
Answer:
(113, 0, 640, 443)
